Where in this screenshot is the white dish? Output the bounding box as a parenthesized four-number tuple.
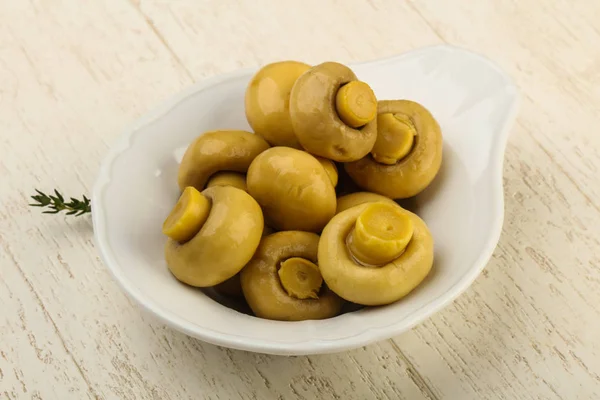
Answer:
(92, 45, 519, 355)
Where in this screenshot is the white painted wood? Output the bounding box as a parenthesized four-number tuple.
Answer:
(0, 0, 599, 399)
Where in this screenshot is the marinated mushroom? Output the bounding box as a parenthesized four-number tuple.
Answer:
(344, 100, 443, 199)
(241, 231, 344, 321)
(163, 185, 264, 287)
(246, 147, 336, 232)
(336, 191, 397, 214)
(319, 201, 434, 306)
(245, 61, 311, 148)
(289, 62, 378, 162)
(178, 130, 269, 192)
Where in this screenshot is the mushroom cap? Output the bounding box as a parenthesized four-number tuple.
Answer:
(165, 185, 264, 287)
(336, 191, 398, 214)
(178, 130, 269, 191)
(246, 146, 336, 232)
(244, 61, 311, 148)
(289, 62, 378, 162)
(344, 100, 443, 199)
(318, 202, 434, 306)
(240, 231, 344, 321)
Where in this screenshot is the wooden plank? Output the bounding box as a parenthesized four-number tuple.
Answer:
(0, 251, 96, 399)
(132, 0, 441, 74)
(1, 0, 599, 398)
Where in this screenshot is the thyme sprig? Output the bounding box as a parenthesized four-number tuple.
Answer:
(29, 189, 91, 216)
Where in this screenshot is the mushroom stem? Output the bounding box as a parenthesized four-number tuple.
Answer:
(278, 257, 323, 300)
(335, 81, 377, 128)
(162, 186, 211, 243)
(346, 202, 414, 266)
(371, 113, 416, 165)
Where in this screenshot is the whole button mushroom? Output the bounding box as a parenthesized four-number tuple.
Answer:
(344, 100, 443, 199)
(241, 231, 344, 321)
(318, 201, 434, 306)
(162, 185, 264, 287)
(245, 61, 311, 149)
(246, 147, 336, 233)
(177, 130, 269, 192)
(289, 62, 378, 162)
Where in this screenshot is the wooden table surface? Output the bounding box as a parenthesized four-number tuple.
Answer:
(1, 1, 599, 399)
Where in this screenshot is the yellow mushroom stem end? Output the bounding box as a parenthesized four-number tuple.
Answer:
(371, 113, 416, 165)
(206, 171, 247, 192)
(347, 202, 414, 266)
(335, 81, 377, 128)
(316, 157, 339, 187)
(278, 257, 323, 300)
(162, 186, 211, 243)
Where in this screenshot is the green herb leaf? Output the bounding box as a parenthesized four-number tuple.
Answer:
(29, 189, 91, 216)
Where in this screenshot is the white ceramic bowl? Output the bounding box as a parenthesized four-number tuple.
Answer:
(92, 45, 519, 355)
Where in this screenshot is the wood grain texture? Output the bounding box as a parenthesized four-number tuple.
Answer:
(1, 0, 599, 399)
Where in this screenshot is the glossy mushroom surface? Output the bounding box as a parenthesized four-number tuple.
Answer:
(344, 100, 443, 199)
(319, 202, 434, 306)
(245, 61, 311, 148)
(246, 147, 336, 232)
(178, 130, 269, 191)
(289, 62, 378, 162)
(241, 231, 344, 321)
(164, 185, 264, 287)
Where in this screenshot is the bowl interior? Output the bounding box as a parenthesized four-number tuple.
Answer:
(94, 45, 518, 354)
